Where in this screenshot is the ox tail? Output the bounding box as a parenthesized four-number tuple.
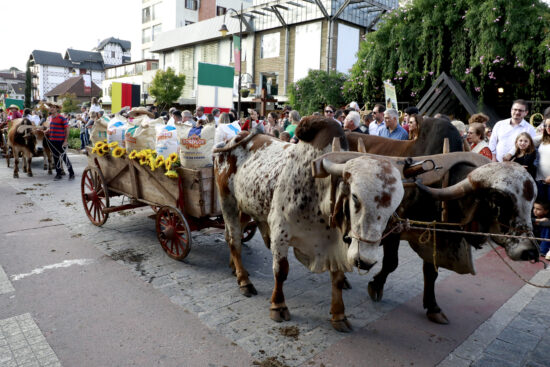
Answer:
(213, 131, 260, 153)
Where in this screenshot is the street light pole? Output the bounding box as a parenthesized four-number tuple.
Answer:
(219, 4, 244, 120)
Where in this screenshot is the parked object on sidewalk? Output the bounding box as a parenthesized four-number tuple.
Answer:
(82, 146, 256, 261)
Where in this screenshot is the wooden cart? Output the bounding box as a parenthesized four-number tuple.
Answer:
(80, 147, 256, 260)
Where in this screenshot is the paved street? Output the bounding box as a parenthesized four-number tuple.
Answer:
(1, 152, 550, 367)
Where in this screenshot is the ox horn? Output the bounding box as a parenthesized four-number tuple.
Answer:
(416, 177, 474, 201)
(322, 158, 345, 176)
(16, 125, 33, 134)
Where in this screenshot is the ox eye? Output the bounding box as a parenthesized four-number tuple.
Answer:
(352, 194, 361, 212)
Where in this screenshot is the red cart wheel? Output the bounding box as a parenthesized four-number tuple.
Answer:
(242, 221, 257, 243)
(81, 166, 110, 226)
(156, 206, 191, 261)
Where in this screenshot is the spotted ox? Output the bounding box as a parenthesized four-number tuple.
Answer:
(7, 118, 53, 178)
(214, 117, 404, 332)
(346, 117, 540, 324)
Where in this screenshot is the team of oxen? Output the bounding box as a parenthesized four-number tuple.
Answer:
(3, 118, 53, 178)
(213, 116, 540, 332)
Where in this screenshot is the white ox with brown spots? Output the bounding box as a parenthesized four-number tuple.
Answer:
(214, 117, 404, 332)
(7, 118, 53, 178)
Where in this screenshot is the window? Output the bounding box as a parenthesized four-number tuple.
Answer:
(260, 33, 280, 59)
(185, 20, 194, 26)
(142, 28, 151, 43)
(164, 52, 173, 65)
(185, 0, 197, 10)
(216, 6, 226, 16)
(152, 3, 161, 20)
(152, 24, 162, 41)
(142, 7, 151, 23)
(111, 51, 115, 58)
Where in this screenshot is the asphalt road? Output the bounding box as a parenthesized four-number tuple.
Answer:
(0, 151, 549, 367)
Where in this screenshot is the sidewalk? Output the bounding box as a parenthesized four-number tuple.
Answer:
(0, 152, 549, 366)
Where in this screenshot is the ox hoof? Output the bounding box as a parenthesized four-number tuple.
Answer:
(27, 172, 33, 177)
(239, 284, 257, 297)
(331, 317, 353, 332)
(342, 278, 352, 290)
(48, 171, 52, 175)
(427, 311, 449, 325)
(13, 173, 18, 179)
(368, 281, 384, 302)
(270, 307, 291, 322)
(43, 166, 47, 171)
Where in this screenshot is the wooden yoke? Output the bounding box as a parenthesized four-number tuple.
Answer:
(329, 138, 341, 227)
(441, 138, 450, 221)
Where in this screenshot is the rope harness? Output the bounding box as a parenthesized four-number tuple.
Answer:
(347, 214, 550, 288)
(42, 133, 69, 171)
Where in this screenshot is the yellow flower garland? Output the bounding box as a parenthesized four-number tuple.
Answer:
(112, 147, 126, 158)
(154, 155, 165, 168)
(165, 170, 178, 178)
(128, 150, 138, 160)
(108, 141, 118, 148)
(165, 160, 172, 171)
(168, 153, 178, 163)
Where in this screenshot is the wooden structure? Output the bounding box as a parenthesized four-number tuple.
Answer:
(417, 72, 500, 124)
(81, 148, 256, 260)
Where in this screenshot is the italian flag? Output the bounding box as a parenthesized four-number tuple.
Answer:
(196, 62, 234, 114)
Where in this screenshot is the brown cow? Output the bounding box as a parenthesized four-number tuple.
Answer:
(7, 118, 53, 178)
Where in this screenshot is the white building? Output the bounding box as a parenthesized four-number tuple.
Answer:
(28, 37, 131, 102)
(141, 0, 252, 59)
(150, 0, 397, 106)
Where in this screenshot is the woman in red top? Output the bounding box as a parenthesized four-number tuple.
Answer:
(241, 109, 264, 132)
(467, 123, 492, 159)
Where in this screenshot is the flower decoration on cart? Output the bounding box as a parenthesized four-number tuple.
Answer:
(90, 141, 181, 178)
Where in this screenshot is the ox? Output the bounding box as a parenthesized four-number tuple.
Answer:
(347, 117, 539, 324)
(7, 118, 53, 178)
(214, 117, 404, 332)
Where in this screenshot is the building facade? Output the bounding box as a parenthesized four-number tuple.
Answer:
(28, 37, 131, 102)
(141, 0, 252, 60)
(0, 69, 26, 102)
(150, 0, 397, 106)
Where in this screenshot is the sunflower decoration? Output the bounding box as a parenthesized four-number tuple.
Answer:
(149, 158, 156, 172)
(128, 150, 138, 160)
(112, 147, 126, 158)
(94, 141, 104, 149)
(139, 155, 149, 165)
(108, 141, 119, 149)
(101, 144, 110, 154)
(165, 170, 178, 178)
(165, 159, 172, 171)
(154, 155, 165, 168)
(168, 153, 178, 163)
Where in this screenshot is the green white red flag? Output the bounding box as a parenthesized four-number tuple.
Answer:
(196, 62, 234, 113)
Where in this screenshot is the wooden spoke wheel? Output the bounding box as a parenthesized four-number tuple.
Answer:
(81, 166, 110, 226)
(242, 221, 257, 243)
(155, 206, 191, 261)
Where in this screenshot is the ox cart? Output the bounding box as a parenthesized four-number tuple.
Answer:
(81, 147, 256, 260)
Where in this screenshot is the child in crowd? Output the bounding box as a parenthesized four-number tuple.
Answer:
(532, 201, 550, 259)
(504, 132, 537, 179)
(279, 131, 291, 142)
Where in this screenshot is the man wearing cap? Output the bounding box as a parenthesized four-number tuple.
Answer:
(44, 103, 75, 181)
(7, 105, 22, 120)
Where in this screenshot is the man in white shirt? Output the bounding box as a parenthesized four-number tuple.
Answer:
(489, 99, 536, 162)
(212, 108, 220, 126)
(195, 106, 207, 122)
(368, 104, 386, 135)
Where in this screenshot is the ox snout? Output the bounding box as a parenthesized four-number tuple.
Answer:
(505, 240, 540, 262)
(347, 237, 383, 269)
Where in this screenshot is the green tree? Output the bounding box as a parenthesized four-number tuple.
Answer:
(60, 93, 79, 113)
(288, 70, 347, 116)
(24, 61, 32, 108)
(344, 0, 550, 115)
(149, 67, 186, 111)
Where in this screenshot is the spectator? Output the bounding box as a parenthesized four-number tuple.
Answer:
(148, 105, 159, 118)
(214, 112, 241, 147)
(265, 112, 282, 137)
(172, 110, 183, 125)
(468, 112, 490, 127)
(532, 201, 550, 258)
(7, 105, 22, 120)
(489, 99, 535, 162)
(195, 106, 207, 122)
(242, 109, 264, 132)
(467, 123, 492, 160)
(90, 97, 101, 114)
(279, 131, 291, 142)
(504, 132, 537, 179)
(369, 104, 386, 135)
(205, 113, 215, 125)
(182, 110, 195, 127)
(334, 110, 345, 126)
(379, 108, 408, 140)
(285, 110, 301, 138)
(212, 108, 221, 126)
(451, 120, 467, 139)
(324, 105, 338, 125)
(434, 113, 451, 122)
(534, 118, 550, 201)
(348, 101, 360, 112)
(408, 114, 422, 140)
(343, 111, 365, 133)
(280, 109, 291, 130)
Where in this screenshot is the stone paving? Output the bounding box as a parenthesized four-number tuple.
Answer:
(0, 314, 61, 367)
(2, 152, 550, 366)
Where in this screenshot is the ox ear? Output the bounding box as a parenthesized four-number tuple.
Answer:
(331, 181, 350, 233)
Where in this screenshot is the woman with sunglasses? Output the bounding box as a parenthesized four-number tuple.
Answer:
(324, 105, 340, 125)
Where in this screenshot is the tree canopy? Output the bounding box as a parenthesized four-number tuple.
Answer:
(288, 70, 347, 116)
(61, 93, 79, 113)
(344, 0, 550, 114)
(149, 67, 186, 111)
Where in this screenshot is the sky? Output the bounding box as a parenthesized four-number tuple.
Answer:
(1, 0, 141, 71)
